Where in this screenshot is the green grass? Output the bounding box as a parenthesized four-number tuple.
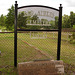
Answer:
(17, 32, 75, 65)
(0, 33, 48, 74)
(0, 32, 75, 74)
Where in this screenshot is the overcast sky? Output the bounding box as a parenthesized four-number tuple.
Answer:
(0, 0, 75, 16)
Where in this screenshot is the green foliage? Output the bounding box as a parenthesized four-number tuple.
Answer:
(73, 25, 75, 28)
(31, 14, 38, 20)
(0, 14, 6, 31)
(17, 12, 27, 29)
(31, 14, 39, 24)
(50, 20, 55, 29)
(70, 12, 75, 28)
(5, 5, 15, 30)
(55, 16, 58, 29)
(62, 11, 75, 28)
(41, 19, 48, 24)
(69, 24, 75, 44)
(0, 14, 6, 27)
(62, 14, 70, 28)
(50, 16, 58, 29)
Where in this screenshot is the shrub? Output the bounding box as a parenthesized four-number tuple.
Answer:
(69, 32, 75, 44)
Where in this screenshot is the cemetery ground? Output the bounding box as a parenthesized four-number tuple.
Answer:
(0, 32, 75, 75)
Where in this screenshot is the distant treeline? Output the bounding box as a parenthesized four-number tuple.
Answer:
(0, 5, 75, 31)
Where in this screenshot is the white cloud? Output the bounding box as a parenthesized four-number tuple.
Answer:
(65, 0, 75, 7)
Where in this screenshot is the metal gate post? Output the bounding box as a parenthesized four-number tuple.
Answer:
(57, 4, 62, 60)
(14, 1, 18, 67)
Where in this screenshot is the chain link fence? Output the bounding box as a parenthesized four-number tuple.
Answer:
(17, 31, 58, 62)
(0, 31, 75, 74)
(61, 31, 75, 75)
(0, 32, 14, 74)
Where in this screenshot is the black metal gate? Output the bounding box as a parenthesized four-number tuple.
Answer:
(14, 1, 62, 67)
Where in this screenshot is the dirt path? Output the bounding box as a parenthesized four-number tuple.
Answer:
(20, 39, 53, 60)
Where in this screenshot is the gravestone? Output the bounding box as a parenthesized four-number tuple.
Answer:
(18, 60, 64, 75)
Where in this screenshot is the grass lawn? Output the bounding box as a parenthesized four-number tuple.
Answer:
(18, 32, 75, 64)
(0, 32, 75, 74)
(0, 33, 48, 74)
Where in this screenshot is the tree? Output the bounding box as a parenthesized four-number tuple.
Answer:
(0, 14, 6, 27)
(55, 16, 58, 29)
(17, 12, 27, 29)
(50, 20, 55, 29)
(0, 14, 6, 31)
(31, 14, 38, 24)
(70, 12, 74, 28)
(41, 19, 48, 24)
(69, 11, 75, 28)
(62, 14, 70, 28)
(5, 5, 15, 30)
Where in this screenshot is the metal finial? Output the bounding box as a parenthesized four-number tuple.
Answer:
(60, 4, 62, 7)
(15, 1, 17, 4)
